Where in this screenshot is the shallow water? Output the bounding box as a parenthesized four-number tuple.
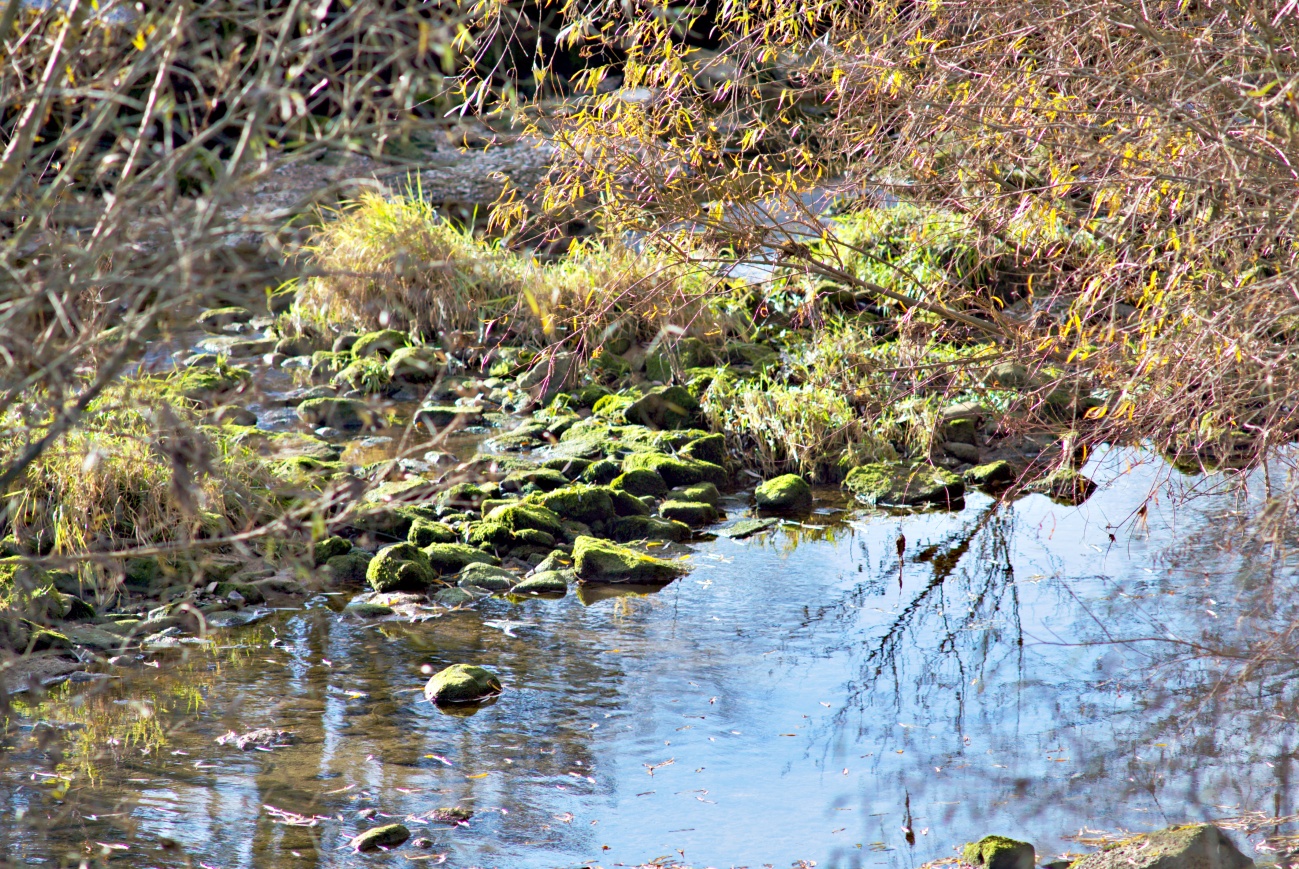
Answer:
(5, 447, 1299, 868)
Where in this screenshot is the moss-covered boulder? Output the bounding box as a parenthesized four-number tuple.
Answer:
(352, 329, 411, 359)
(297, 397, 376, 429)
(611, 515, 690, 542)
(592, 392, 637, 422)
(309, 350, 351, 379)
(313, 535, 353, 565)
(485, 502, 565, 537)
(456, 562, 517, 592)
(539, 456, 593, 479)
(843, 462, 965, 509)
(625, 385, 699, 430)
(621, 452, 726, 488)
(612, 468, 668, 498)
(323, 550, 373, 584)
(1025, 468, 1097, 505)
(408, 519, 457, 547)
(960, 837, 1034, 869)
(608, 487, 652, 517)
(1067, 825, 1251, 869)
(589, 347, 631, 382)
(386, 345, 444, 382)
(502, 467, 569, 493)
(964, 460, 1016, 489)
(754, 474, 813, 512)
(172, 364, 251, 403)
(679, 433, 726, 466)
(423, 543, 499, 575)
(580, 458, 622, 485)
(659, 499, 718, 527)
(573, 536, 688, 583)
(668, 482, 720, 506)
(437, 482, 497, 512)
(531, 485, 616, 525)
(351, 823, 411, 852)
(366, 543, 434, 592)
(424, 664, 502, 704)
(512, 570, 571, 595)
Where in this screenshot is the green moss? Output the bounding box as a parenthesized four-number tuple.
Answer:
(592, 393, 637, 422)
(625, 385, 700, 430)
(964, 460, 1016, 489)
(843, 462, 965, 509)
(313, 535, 353, 565)
(332, 357, 391, 394)
(309, 350, 351, 379)
(961, 836, 1034, 869)
(456, 562, 518, 592)
(351, 823, 412, 852)
(539, 456, 593, 479)
(408, 518, 457, 546)
(668, 482, 720, 506)
(612, 515, 691, 543)
(423, 664, 502, 704)
(679, 433, 726, 466)
(416, 404, 485, 428)
(572, 535, 689, 583)
(170, 363, 251, 402)
(621, 451, 727, 488)
(423, 543, 499, 574)
(323, 550, 372, 584)
(386, 345, 444, 382)
(484, 502, 565, 537)
(611, 468, 668, 498)
(512, 570, 571, 595)
(352, 329, 411, 358)
(503, 467, 569, 492)
(531, 485, 616, 525)
(608, 487, 652, 517)
(659, 499, 718, 527)
(580, 458, 622, 484)
(754, 474, 813, 512)
(366, 543, 434, 592)
(437, 482, 496, 511)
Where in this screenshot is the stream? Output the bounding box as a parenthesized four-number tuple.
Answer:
(4, 443, 1298, 868)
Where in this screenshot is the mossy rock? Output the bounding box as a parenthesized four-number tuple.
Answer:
(612, 468, 668, 498)
(512, 569, 571, 595)
(580, 458, 622, 485)
(58, 593, 96, 622)
(591, 393, 637, 422)
(313, 536, 353, 565)
(754, 474, 813, 512)
(197, 306, 253, 333)
(621, 452, 727, 488)
(309, 350, 351, 379)
(503, 467, 569, 492)
(668, 482, 720, 506)
(486, 419, 553, 451)
(679, 433, 726, 466)
(424, 664, 502, 704)
(1068, 825, 1250, 869)
(352, 329, 411, 359)
(608, 487, 652, 517)
(366, 543, 434, 592)
(466, 521, 517, 552)
(408, 519, 457, 547)
(659, 499, 718, 527)
(942, 417, 978, 445)
(572, 536, 688, 584)
(437, 482, 498, 511)
(350, 823, 412, 852)
(123, 556, 164, 590)
(172, 365, 251, 402)
(611, 515, 690, 543)
(531, 485, 616, 525)
(213, 580, 266, 605)
(423, 543, 499, 575)
(573, 384, 611, 408)
(456, 562, 517, 592)
(624, 385, 699, 430)
(386, 346, 444, 383)
(539, 456, 592, 479)
(964, 460, 1016, 489)
(961, 837, 1034, 869)
(332, 359, 392, 394)
(644, 337, 714, 382)
(485, 502, 565, 537)
(1025, 468, 1096, 505)
(323, 551, 373, 585)
(727, 341, 779, 371)
(843, 462, 965, 509)
(297, 397, 376, 429)
(589, 347, 631, 382)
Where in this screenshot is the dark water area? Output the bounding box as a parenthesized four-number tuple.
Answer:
(4, 447, 1298, 868)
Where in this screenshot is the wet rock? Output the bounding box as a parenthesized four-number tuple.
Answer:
(216, 728, 296, 750)
(456, 563, 517, 592)
(426, 805, 475, 824)
(196, 335, 276, 357)
(962, 837, 1034, 869)
(531, 485, 616, 526)
(621, 452, 726, 488)
(612, 468, 668, 498)
(386, 346, 444, 382)
(754, 474, 812, 512)
(843, 462, 965, 509)
(313, 536, 353, 565)
(1069, 826, 1251, 869)
(350, 823, 411, 852)
(367, 543, 435, 592)
(679, 433, 726, 466)
(416, 404, 484, 429)
(668, 482, 720, 506)
(512, 570, 571, 594)
(61, 624, 125, 651)
(297, 397, 377, 429)
(353, 329, 411, 359)
(485, 503, 565, 537)
(432, 587, 481, 607)
(274, 336, 318, 357)
(323, 551, 373, 585)
(408, 519, 457, 547)
(625, 385, 699, 430)
(1025, 468, 1097, 505)
(501, 467, 569, 493)
(573, 536, 688, 584)
(198, 306, 254, 333)
(659, 499, 718, 527)
(964, 460, 1016, 489)
(423, 543, 499, 575)
(344, 600, 395, 618)
(612, 515, 691, 543)
(424, 664, 502, 704)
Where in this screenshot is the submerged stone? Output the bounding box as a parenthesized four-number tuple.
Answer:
(350, 823, 411, 852)
(572, 536, 688, 584)
(424, 664, 502, 704)
(961, 836, 1034, 869)
(366, 543, 434, 592)
(843, 462, 965, 509)
(1069, 826, 1252, 869)
(512, 569, 572, 595)
(754, 474, 813, 512)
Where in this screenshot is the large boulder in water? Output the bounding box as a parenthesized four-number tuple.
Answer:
(572, 536, 688, 584)
(962, 836, 1034, 869)
(1069, 826, 1252, 869)
(843, 462, 964, 509)
(754, 474, 812, 512)
(424, 664, 502, 704)
(366, 543, 433, 592)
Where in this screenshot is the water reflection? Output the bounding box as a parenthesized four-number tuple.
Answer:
(6, 447, 1299, 868)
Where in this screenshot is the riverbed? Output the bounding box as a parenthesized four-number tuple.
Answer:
(3, 446, 1294, 868)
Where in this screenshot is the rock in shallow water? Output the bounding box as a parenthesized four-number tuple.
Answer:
(350, 823, 411, 852)
(572, 536, 687, 584)
(1069, 825, 1252, 869)
(962, 836, 1034, 869)
(754, 474, 812, 512)
(844, 462, 964, 509)
(424, 664, 502, 704)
